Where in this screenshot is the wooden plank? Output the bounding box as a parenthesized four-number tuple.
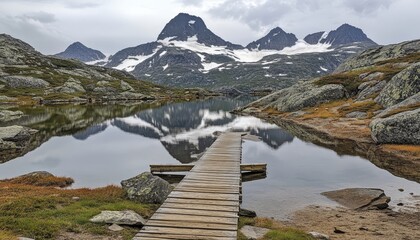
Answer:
(169, 191, 239, 201)
(164, 197, 239, 206)
(149, 213, 238, 225)
(134, 233, 234, 240)
(161, 202, 239, 212)
(146, 220, 237, 231)
(140, 226, 237, 237)
(155, 207, 238, 218)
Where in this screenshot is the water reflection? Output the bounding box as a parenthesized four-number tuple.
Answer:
(72, 98, 294, 163)
(0, 98, 418, 220)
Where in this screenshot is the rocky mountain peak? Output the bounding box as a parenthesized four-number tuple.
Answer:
(157, 13, 243, 49)
(246, 27, 298, 50)
(55, 41, 106, 62)
(304, 24, 377, 46)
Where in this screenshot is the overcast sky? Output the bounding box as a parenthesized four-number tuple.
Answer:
(0, 0, 419, 55)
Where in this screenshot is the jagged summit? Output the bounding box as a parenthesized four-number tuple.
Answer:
(246, 27, 298, 50)
(55, 42, 106, 62)
(304, 24, 377, 46)
(157, 13, 242, 49)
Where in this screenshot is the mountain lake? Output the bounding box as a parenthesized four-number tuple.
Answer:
(0, 97, 419, 219)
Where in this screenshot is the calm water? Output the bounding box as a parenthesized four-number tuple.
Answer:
(0, 98, 419, 219)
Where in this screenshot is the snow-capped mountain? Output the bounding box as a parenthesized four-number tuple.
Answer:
(246, 27, 298, 50)
(304, 24, 377, 46)
(103, 13, 377, 91)
(55, 42, 106, 63)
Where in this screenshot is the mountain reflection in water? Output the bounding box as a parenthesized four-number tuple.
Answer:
(72, 98, 294, 163)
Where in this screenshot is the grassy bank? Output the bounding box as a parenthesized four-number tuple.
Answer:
(0, 175, 157, 240)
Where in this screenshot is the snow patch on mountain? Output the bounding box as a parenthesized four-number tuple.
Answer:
(115, 46, 162, 71)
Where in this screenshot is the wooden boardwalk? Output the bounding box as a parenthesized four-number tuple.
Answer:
(134, 132, 242, 240)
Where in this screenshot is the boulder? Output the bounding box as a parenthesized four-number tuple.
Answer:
(360, 72, 384, 81)
(108, 223, 124, 232)
(121, 80, 134, 91)
(247, 81, 345, 112)
(0, 125, 37, 150)
(0, 110, 23, 122)
(57, 78, 86, 93)
(239, 208, 257, 217)
(356, 80, 387, 101)
(358, 80, 378, 91)
(308, 232, 330, 240)
(370, 108, 420, 144)
(345, 111, 367, 119)
(322, 188, 390, 210)
(240, 225, 270, 240)
(375, 92, 420, 118)
(0, 75, 50, 88)
(121, 172, 172, 204)
(375, 63, 420, 108)
(89, 210, 146, 226)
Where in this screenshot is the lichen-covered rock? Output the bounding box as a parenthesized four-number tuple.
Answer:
(370, 108, 420, 144)
(89, 210, 145, 226)
(345, 111, 367, 119)
(356, 80, 387, 101)
(375, 92, 420, 118)
(240, 225, 270, 240)
(375, 63, 420, 108)
(121, 172, 172, 204)
(0, 110, 23, 122)
(335, 40, 420, 73)
(0, 75, 50, 88)
(244, 81, 345, 112)
(0, 125, 37, 150)
(59, 78, 86, 93)
(322, 188, 390, 210)
(121, 80, 134, 91)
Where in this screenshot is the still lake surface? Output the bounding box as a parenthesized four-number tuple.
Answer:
(0, 98, 419, 219)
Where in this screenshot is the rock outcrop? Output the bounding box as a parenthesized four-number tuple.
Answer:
(370, 108, 420, 144)
(121, 172, 172, 204)
(322, 188, 390, 210)
(244, 81, 345, 112)
(0, 110, 23, 122)
(90, 210, 146, 226)
(0, 76, 50, 88)
(240, 225, 270, 240)
(375, 63, 420, 108)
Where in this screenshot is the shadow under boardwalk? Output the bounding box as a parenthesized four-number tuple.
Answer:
(134, 132, 242, 240)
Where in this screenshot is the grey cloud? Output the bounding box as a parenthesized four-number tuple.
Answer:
(209, 0, 291, 30)
(65, 1, 102, 9)
(21, 11, 56, 23)
(342, 0, 395, 14)
(176, 0, 203, 6)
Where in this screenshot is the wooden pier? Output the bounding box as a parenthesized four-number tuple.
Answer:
(134, 132, 243, 240)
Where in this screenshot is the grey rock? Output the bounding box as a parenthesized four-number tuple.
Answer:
(308, 232, 330, 240)
(322, 188, 390, 210)
(370, 108, 420, 144)
(16, 171, 54, 178)
(361, 72, 384, 81)
(121, 172, 172, 204)
(121, 80, 134, 91)
(240, 225, 270, 240)
(375, 63, 420, 108)
(239, 208, 257, 218)
(57, 78, 86, 93)
(246, 81, 345, 112)
(358, 80, 378, 91)
(0, 95, 17, 101)
(356, 81, 387, 101)
(345, 111, 367, 119)
(89, 210, 146, 226)
(93, 86, 117, 94)
(0, 110, 23, 122)
(0, 75, 50, 88)
(0, 125, 37, 150)
(96, 80, 110, 87)
(18, 238, 35, 240)
(108, 223, 124, 232)
(376, 92, 420, 118)
(335, 40, 420, 73)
